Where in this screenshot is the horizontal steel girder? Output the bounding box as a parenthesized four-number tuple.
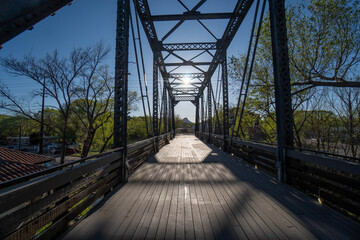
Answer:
(173, 88, 198, 93)
(170, 83, 201, 87)
(164, 61, 211, 66)
(169, 73, 205, 79)
(161, 42, 217, 51)
(152, 12, 233, 21)
(174, 96, 196, 101)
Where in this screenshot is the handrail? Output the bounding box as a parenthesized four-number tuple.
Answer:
(200, 133, 360, 220)
(289, 145, 360, 162)
(204, 132, 359, 162)
(287, 149, 360, 176)
(0, 133, 174, 190)
(0, 147, 123, 190)
(0, 133, 173, 239)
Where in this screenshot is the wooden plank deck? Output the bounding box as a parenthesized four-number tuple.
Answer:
(62, 135, 360, 240)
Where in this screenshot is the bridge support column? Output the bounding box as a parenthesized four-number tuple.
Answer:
(222, 52, 229, 151)
(153, 53, 159, 151)
(207, 82, 212, 142)
(114, 0, 130, 183)
(195, 97, 200, 137)
(200, 93, 204, 134)
(269, 0, 294, 183)
(171, 101, 175, 137)
(163, 86, 169, 143)
(168, 96, 172, 135)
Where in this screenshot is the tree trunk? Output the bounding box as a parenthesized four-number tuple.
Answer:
(81, 128, 95, 158)
(348, 97, 356, 157)
(60, 119, 68, 164)
(100, 132, 114, 153)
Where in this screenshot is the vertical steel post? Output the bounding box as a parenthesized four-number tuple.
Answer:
(207, 82, 212, 142)
(222, 52, 229, 150)
(168, 96, 172, 134)
(163, 86, 168, 135)
(171, 100, 176, 137)
(195, 97, 200, 137)
(114, 0, 130, 183)
(200, 93, 204, 133)
(269, 0, 294, 183)
(153, 53, 159, 141)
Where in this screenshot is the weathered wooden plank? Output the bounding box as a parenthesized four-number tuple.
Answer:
(287, 158, 360, 190)
(213, 160, 304, 240)
(142, 164, 173, 239)
(193, 162, 225, 239)
(164, 163, 179, 239)
(62, 163, 158, 239)
(0, 152, 121, 214)
(195, 157, 243, 239)
(232, 138, 277, 154)
(61, 135, 360, 240)
(287, 150, 360, 176)
(0, 160, 121, 237)
(5, 171, 119, 240)
(219, 150, 354, 239)
(37, 174, 121, 240)
(154, 164, 176, 240)
(111, 161, 168, 239)
(132, 164, 172, 239)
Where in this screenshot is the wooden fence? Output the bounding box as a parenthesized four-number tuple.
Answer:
(199, 132, 360, 221)
(0, 133, 173, 240)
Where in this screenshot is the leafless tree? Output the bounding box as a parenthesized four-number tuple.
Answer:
(73, 59, 113, 157)
(329, 87, 360, 157)
(0, 41, 110, 163)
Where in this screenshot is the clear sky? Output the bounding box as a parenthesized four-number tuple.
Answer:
(0, 0, 272, 122)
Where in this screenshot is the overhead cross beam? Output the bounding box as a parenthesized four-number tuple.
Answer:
(174, 96, 196, 101)
(197, 0, 255, 97)
(161, 42, 217, 51)
(169, 73, 205, 79)
(160, 0, 207, 41)
(152, 12, 233, 21)
(164, 61, 211, 66)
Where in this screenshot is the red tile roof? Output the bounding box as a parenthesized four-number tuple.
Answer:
(0, 147, 53, 165)
(0, 160, 46, 183)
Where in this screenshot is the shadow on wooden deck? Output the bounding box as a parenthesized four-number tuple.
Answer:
(61, 135, 360, 240)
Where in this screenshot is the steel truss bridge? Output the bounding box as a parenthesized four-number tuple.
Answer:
(0, 0, 359, 239)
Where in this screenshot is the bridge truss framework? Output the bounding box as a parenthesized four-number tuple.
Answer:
(0, 0, 294, 183)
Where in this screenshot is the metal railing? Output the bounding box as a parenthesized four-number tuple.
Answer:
(0, 133, 173, 240)
(198, 132, 360, 221)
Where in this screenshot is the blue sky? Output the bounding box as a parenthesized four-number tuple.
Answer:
(0, 0, 271, 122)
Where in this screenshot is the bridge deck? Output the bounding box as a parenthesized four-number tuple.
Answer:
(62, 135, 359, 240)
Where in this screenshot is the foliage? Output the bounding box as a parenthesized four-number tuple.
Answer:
(228, 0, 360, 156)
(0, 41, 111, 162)
(127, 117, 148, 143)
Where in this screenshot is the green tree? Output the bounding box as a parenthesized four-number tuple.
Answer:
(90, 90, 140, 153)
(72, 63, 113, 158)
(229, 0, 360, 152)
(1, 41, 110, 163)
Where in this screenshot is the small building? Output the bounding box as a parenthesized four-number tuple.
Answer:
(0, 147, 53, 183)
(7, 136, 57, 146)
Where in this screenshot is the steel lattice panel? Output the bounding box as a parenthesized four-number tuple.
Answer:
(161, 42, 217, 51)
(174, 96, 196, 101)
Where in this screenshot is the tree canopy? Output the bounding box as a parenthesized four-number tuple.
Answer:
(228, 0, 360, 157)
